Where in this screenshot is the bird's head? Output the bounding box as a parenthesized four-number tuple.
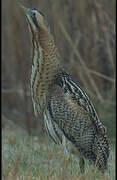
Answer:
(19, 4, 47, 33)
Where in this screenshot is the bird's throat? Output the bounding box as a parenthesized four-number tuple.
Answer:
(30, 28, 60, 111)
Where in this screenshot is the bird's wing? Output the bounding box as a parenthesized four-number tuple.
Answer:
(55, 70, 106, 135)
(48, 90, 97, 160)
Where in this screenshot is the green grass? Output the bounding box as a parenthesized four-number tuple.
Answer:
(2, 127, 115, 180)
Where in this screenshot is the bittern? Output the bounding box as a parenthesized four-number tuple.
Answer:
(20, 5, 109, 173)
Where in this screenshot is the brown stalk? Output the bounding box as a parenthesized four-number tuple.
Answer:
(59, 21, 104, 103)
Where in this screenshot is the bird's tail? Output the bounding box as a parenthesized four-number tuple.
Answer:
(93, 134, 110, 171)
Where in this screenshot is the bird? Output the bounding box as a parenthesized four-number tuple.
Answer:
(20, 5, 109, 173)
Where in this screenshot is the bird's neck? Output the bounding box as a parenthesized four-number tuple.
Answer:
(32, 28, 60, 72)
(30, 28, 60, 106)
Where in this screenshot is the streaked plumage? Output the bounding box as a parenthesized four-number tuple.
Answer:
(20, 5, 109, 172)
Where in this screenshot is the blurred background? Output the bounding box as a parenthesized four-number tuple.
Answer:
(2, 0, 116, 140)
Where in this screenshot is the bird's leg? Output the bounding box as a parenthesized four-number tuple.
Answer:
(62, 135, 68, 155)
(70, 153, 73, 175)
(65, 153, 73, 174)
(79, 157, 85, 174)
(62, 135, 73, 173)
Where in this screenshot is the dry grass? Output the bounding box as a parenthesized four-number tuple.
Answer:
(2, 127, 115, 180)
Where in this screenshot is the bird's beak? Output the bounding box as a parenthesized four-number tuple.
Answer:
(18, 3, 29, 15)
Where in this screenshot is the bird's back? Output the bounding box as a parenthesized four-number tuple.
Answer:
(46, 69, 109, 171)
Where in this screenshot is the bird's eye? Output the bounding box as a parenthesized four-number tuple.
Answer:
(33, 12, 36, 16)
